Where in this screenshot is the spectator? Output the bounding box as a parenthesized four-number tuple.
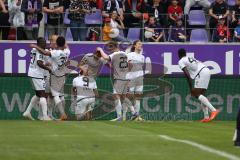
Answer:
(102, 0, 123, 20)
(89, 0, 103, 10)
(8, 0, 25, 40)
(103, 17, 113, 41)
(68, 0, 91, 41)
(0, 0, 10, 40)
(209, 0, 229, 36)
(213, 18, 230, 43)
(169, 18, 186, 42)
(234, 18, 240, 42)
(184, 0, 210, 15)
(146, 0, 167, 27)
(109, 10, 126, 41)
(43, 0, 64, 38)
(167, 0, 183, 26)
(230, 0, 240, 32)
(144, 16, 164, 42)
(124, 0, 146, 28)
(63, 0, 70, 10)
(21, 0, 42, 40)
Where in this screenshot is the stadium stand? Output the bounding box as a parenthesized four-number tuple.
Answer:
(0, 0, 238, 43)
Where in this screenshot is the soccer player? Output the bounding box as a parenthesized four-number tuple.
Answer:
(30, 36, 70, 120)
(125, 40, 145, 121)
(72, 66, 98, 120)
(97, 41, 138, 121)
(23, 37, 52, 121)
(178, 48, 219, 122)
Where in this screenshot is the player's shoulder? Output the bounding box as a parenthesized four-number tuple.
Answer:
(84, 53, 94, 57)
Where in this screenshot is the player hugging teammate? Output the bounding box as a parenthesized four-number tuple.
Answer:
(23, 36, 70, 121)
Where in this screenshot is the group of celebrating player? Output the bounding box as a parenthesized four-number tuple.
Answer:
(22, 35, 220, 123)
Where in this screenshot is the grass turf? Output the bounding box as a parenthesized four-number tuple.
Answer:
(0, 121, 239, 160)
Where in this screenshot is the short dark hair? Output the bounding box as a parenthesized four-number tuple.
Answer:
(178, 48, 186, 58)
(106, 41, 119, 50)
(37, 37, 45, 45)
(56, 36, 66, 47)
(37, 37, 46, 48)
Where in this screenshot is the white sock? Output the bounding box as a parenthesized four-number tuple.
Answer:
(134, 100, 140, 114)
(115, 99, 122, 118)
(198, 95, 216, 112)
(54, 96, 65, 116)
(122, 103, 128, 120)
(124, 98, 135, 115)
(47, 97, 54, 117)
(38, 103, 43, 118)
(202, 105, 209, 119)
(39, 97, 48, 117)
(25, 95, 39, 113)
(60, 96, 65, 108)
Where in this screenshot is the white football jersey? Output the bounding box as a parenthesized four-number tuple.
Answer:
(50, 48, 70, 77)
(178, 56, 206, 79)
(43, 49, 52, 77)
(28, 48, 46, 79)
(73, 75, 97, 99)
(127, 52, 145, 79)
(109, 51, 129, 80)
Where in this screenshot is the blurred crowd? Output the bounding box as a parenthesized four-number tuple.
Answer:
(0, 0, 240, 42)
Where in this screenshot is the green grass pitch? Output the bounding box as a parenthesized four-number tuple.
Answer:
(0, 121, 239, 160)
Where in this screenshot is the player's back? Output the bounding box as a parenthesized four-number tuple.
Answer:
(109, 51, 129, 80)
(80, 53, 103, 78)
(28, 48, 45, 79)
(51, 48, 70, 77)
(178, 56, 205, 79)
(127, 52, 145, 79)
(73, 75, 97, 98)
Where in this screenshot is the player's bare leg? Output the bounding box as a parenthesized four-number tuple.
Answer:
(192, 88, 219, 122)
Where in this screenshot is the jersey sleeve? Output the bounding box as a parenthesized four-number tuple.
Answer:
(109, 52, 117, 61)
(72, 78, 77, 87)
(178, 58, 186, 70)
(50, 50, 58, 59)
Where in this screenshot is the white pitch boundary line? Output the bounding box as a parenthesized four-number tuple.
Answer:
(159, 135, 240, 160)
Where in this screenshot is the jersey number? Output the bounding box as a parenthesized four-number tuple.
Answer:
(188, 57, 197, 63)
(119, 57, 128, 69)
(30, 53, 36, 64)
(83, 77, 89, 87)
(58, 56, 67, 67)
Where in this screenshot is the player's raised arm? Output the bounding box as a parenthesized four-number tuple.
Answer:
(30, 44, 51, 56)
(97, 47, 110, 61)
(37, 60, 52, 74)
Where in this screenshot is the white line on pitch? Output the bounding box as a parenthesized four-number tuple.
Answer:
(159, 135, 240, 160)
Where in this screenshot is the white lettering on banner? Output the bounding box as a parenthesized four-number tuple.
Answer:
(203, 61, 221, 74)
(164, 92, 182, 113)
(227, 95, 240, 113)
(207, 94, 224, 112)
(225, 51, 233, 75)
(2, 93, 31, 112)
(185, 94, 202, 113)
(143, 93, 239, 114)
(18, 49, 27, 73)
(4, 49, 12, 73)
(163, 52, 181, 74)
